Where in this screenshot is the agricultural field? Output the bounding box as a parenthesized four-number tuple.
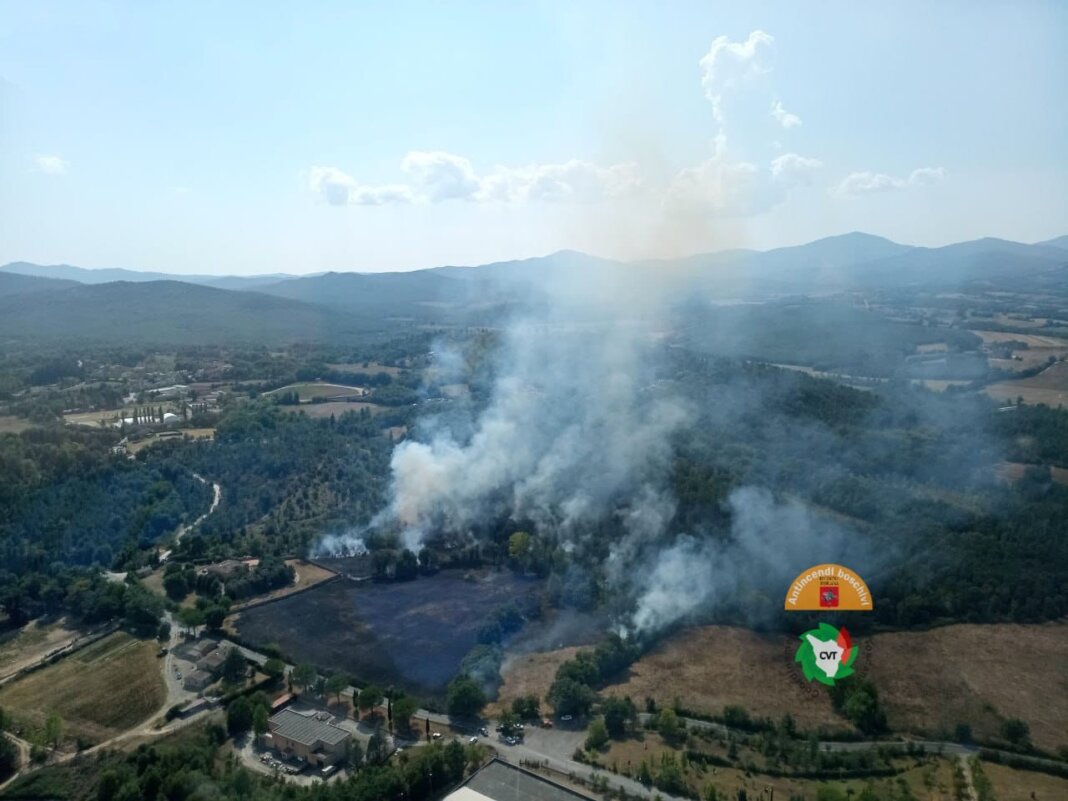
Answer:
(0, 618, 83, 679)
(265, 381, 368, 401)
(995, 461, 1068, 487)
(126, 427, 215, 454)
(598, 626, 846, 733)
(986, 360, 1068, 407)
(0, 631, 165, 747)
(0, 415, 34, 434)
(62, 407, 138, 427)
(232, 569, 536, 693)
(981, 761, 1068, 800)
(591, 621, 1068, 751)
(326, 361, 403, 376)
(865, 622, 1068, 751)
(282, 400, 387, 418)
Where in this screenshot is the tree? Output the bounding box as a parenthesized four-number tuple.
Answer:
(263, 658, 286, 682)
(393, 696, 418, 732)
(222, 648, 248, 684)
(601, 696, 636, 738)
(163, 571, 189, 601)
(227, 696, 253, 736)
(252, 705, 268, 738)
(656, 708, 684, 745)
(177, 606, 204, 633)
(547, 677, 595, 718)
(511, 694, 540, 721)
(43, 713, 63, 748)
(444, 739, 466, 782)
(292, 663, 317, 692)
(1001, 717, 1031, 748)
(359, 684, 384, 716)
(446, 675, 486, 718)
(366, 728, 389, 764)
(156, 620, 171, 642)
(204, 606, 226, 631)
(585, 717, 609, 751)
(326, 673, 350, 704)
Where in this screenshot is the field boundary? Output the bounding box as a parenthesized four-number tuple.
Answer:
(228, 571, 341, 614)
(0, 622, 118, 687)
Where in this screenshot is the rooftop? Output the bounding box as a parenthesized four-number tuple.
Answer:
(445, 760, 592, 801)
(268, 708, 349, 748)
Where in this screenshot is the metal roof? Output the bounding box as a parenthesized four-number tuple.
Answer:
(450, 759, 591, 801)
(268, 708, 350, 748)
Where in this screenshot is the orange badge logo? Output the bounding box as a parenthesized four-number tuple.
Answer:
(785, 563, 872, 612)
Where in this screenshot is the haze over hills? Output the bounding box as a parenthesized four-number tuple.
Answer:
(1, 231, 1066, 346)
(0, 280, 388, 345)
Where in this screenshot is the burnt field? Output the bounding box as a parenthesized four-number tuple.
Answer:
(232, 568, 537, 694)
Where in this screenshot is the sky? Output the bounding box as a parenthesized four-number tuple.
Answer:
(1, 1, 1066, 275)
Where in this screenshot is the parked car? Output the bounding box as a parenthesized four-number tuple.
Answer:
(559, 714, 573, 721)
(479, 726, 489, 736)
(468, 736, 478, 744)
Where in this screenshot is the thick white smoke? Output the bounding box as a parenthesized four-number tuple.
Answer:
(628, 487, 870, 634)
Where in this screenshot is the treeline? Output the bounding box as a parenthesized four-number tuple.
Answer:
(161, 402, 394, 558)
(0, 425, 210, 625)
(0, 718, 478, 801)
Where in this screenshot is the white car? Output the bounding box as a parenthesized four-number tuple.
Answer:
(431, 732, 442, 740)
(468, 736, 478, 744)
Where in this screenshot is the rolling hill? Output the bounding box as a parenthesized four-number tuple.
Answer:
(0, 280, 390, 345)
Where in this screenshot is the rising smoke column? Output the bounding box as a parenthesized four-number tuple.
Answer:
(387, 310, 690, 551)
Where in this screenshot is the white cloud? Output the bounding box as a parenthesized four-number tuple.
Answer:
(308, 166, 413, 206)
(34, 154, 68, 175)
(401, 151, 481, 201)
(479, 160, 641, 203)
(771, 99, 801, 129)
(771, 153, 823, 183)
(699, 30, 774, 122)
(309, 153, 640, 206)
(832, 166, 946, 196)
(666, 157, 782, 217)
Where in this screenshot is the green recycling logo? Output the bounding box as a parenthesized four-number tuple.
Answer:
(794, 623, 858, 686)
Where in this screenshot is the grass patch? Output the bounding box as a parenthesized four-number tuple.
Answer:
(0, 631, 165, 747)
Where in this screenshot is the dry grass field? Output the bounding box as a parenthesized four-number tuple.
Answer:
(488, 646, 585, 717)
(126, 427, 215, 454)
(986, 360, 1068, 407)
(995, 461, 1068, 487)
(0, 415, 34, 433)
(865, 622, 1068, 751)
(62, 407, 137, 427)
(981, 761, 1068, 800)
(0, 618, 82, 679)
(598, 626, 847, 733)
(970, 330, 1068, 347)
(265, 381, 368, 401)
(284, 400, 387, 418)
(326, 361, 403, 376)
(513, 621, 1068, 750)
(0, 631, 165, 746)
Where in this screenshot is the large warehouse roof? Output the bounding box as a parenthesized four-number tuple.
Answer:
(268, 708, 349, 747)
(445, 760, 591, 801)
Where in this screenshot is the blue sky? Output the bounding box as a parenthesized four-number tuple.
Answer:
(1, 1, 1065, 274)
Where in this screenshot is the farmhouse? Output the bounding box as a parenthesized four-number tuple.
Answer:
(266, 708, 351, 768)
(183, 669, 214, 692)
(443, 759, 590, 801)
(197, 647, 230, 675)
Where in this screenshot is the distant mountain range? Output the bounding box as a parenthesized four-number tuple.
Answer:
(1, 231, 1065, 345)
